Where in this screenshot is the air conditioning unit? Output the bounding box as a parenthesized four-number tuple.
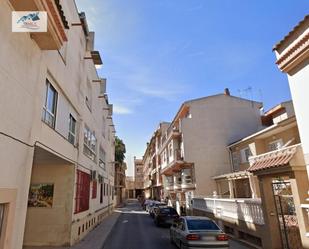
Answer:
(91, 170, 97, 181)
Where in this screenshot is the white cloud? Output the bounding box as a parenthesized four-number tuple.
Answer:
(113, 105, 134, 115)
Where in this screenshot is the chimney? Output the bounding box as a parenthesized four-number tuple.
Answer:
(224, 88, 230, 96)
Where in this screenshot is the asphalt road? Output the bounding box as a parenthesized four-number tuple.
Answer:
(102, 200, 250, 249)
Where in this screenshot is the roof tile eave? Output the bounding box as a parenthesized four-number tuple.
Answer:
(273, 15, 309, 51)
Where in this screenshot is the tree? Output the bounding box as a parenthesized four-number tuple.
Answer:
(115, 136, 126, 164)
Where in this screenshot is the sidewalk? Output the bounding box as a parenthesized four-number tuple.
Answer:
(24, 211, 121, 249)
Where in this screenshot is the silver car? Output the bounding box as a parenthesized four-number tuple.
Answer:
(170, 216, 229, 249)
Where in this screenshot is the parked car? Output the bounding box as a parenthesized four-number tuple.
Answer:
(149, 202, 166, 218)
(143, 199, 154, 211)
(170, 216, 229, 249)
(154, 206, 179, 226)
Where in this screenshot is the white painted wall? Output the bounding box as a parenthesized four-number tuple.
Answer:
(288, 59, 309, 157)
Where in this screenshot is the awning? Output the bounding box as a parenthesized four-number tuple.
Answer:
(212, 170, 251, 180)
(248, 145, 299, 172)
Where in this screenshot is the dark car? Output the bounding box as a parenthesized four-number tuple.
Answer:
(153, 206, 179, 226)
(149, 202, 166, 218)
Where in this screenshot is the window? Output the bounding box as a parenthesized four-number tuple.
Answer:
(42, 80, 58, 128)
(75, 170, 90, 213)
(268, 139, 283, 151)
(0, 204, 5, 240)
(240, 147, 252, 163)
(99, 147, 106, 170)
(187, 219, 220, 231)
(168, 143, 173, 157)
(92, 181, 97, 199)
(83, 125, 96, 161)
(232, 151, 240, 171)
(68, 114, 76, 145)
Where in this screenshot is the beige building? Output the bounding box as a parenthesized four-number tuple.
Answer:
(141, 122, 170, 200)
(273, 15, 309, 248)
(114, 162, 127, 207)
(125, 176, 136, 199)
(0, 1, 115, 248)
(139, 90, 263, 213)
(193, 101, 309, 249)
(159, 90, 263, 214)
(134, 158, 144, 198)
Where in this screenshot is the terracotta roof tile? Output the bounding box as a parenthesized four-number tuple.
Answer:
(273, 15, 309, 51)
(248, 146, 297, 172)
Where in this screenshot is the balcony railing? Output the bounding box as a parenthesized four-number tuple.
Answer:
(192, 197, 264, 225)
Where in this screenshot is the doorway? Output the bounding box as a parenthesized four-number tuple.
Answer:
(272, 180, 302, 249)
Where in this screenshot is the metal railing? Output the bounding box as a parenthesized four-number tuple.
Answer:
(192, 197, 264, 225)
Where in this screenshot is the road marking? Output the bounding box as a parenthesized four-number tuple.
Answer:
(122, 220, 129, 223)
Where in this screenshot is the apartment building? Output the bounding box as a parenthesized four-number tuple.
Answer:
(273, 14, 309, 248)
(141, 122, 170, 200)
(114, 162, 126, 207)
(134, 158, 144, 198)
(193, 101, 308, 248)
(125, 176, 135, 199)
(0, 1, 115, 248)
(138, 90, 263, 213)
(160, 91, 264, 214)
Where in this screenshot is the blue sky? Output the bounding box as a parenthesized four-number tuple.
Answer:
(75, 0, 309, 176)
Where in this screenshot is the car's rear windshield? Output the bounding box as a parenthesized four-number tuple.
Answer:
(187, 219, 220, 230)
(160, 208, 177, 214)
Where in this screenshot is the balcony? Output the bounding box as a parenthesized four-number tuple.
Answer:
(165, 176, 174, 191)
(173, 173, 182, 191)
(161, 149, 193, 175)
(160, 128, 181, 152)
(181, 168, 196, 190)
(10, 0, 68, 50)
(192, 197, 265, 225)
(164, 169, 196, 192)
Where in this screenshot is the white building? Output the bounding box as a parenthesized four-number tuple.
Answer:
(273, 14, 309, 248)
(0, 1, 115, 248)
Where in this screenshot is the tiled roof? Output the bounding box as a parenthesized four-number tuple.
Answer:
(248, 145, 298, 172)
(273, 15, 309, 51)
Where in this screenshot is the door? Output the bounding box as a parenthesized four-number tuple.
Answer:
(272, 180, 302, 249)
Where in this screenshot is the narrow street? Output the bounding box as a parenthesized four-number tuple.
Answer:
(102, 200, 251, 249)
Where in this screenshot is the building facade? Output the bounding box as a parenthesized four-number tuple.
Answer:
(134, 158, 144, 198)
(125, 176, 136, 199)
(160, 91, 263, 214)
(0, 1, 115, 248)
(195, 101, 308, 249)
(138, 90, 263, 214)
(141, 122, 170, 200)
(273, 14, 309, 248)
(114, 162, 127, 207)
